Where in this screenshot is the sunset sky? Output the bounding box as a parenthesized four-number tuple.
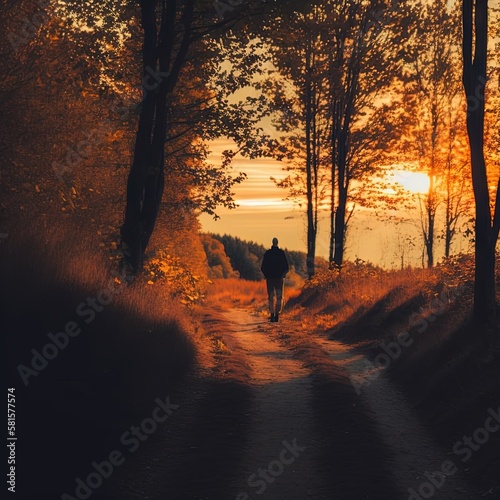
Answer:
(199, 139, 469, 268)
(200, 2, 499, 269)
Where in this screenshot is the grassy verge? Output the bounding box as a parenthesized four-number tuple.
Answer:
(203, 277, 302, 311)
(2, 225, 197, 498)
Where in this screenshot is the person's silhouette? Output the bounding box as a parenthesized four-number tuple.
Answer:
(261, 237, 289, 322)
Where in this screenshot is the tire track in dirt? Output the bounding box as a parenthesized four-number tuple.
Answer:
(313, 337, 476, 499)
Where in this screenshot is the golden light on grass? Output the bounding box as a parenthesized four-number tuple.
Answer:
(393, 170, 431, 195)
(204, 277, 302, 309)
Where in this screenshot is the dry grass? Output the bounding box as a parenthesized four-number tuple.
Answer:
(287, 262, 436, 335)
(285, 259, 494, 386)
(202, 277, 302, 310)
(203, 278, 267, 306)
(2, 224, 196, 417)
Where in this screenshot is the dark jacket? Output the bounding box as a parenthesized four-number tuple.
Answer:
(261, 246, 289, 279)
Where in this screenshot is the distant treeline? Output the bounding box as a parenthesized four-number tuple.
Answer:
(201, 233, 314, 281)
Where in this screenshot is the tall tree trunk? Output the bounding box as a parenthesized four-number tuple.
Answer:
(121, 0, 193, 273)
(422, 108, 438, 267)
(332, 47, 358, 267)
(424, 174, 436, 268)
(121, 0, 159, 273)
(333, 110, 353, 267)
(444, 102, 461, 259)
(445, 199, 453, 258)
(426, 212, 435, 267)
(305, 41, 316, 278)
(329, 158, 336, 265)
(462, 0, 498, 322)
(329, 175, 335, 264)
(333, 134, 347, 267)
(444, 156, 453, 258)
(333, 100, 349, 267)
(329, 98, 339, 265)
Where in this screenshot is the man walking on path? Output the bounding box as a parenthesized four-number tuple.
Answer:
(261, 237, 289, 322)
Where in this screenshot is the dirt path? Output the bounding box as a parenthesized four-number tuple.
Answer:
(106, 306, 479, 500)
(217, 308, 330, 499)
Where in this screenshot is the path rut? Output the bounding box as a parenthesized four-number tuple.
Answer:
(314, 337, 475, 499)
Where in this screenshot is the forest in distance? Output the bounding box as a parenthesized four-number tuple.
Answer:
(2, 0, 500, 499)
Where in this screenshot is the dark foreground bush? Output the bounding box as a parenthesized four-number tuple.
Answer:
(2, 226, 196, 499)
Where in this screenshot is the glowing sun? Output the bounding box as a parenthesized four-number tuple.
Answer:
(393, 170, 430, 194)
